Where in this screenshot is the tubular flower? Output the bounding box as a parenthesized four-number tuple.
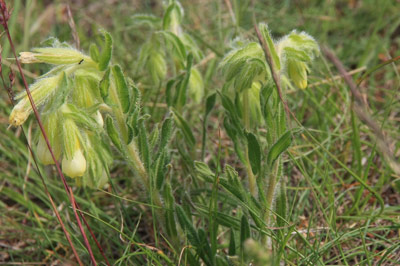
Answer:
(19, 47, 92, 65)
(61, 110, 87, 178)
(62, 148, 87, 178)
(287, 59, 308, 89)
(36, 134, 62, 165)
(9, 73, 62, 126)
(37, 135, 55, 165)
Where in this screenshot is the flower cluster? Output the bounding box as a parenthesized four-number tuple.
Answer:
(219, 23, 319, 126)
(11, 40, 112, 188)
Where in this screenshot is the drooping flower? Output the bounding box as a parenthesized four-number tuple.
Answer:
(62, 148, 87, 178)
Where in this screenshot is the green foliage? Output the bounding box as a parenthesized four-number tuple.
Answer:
(2, 1, 399, 265)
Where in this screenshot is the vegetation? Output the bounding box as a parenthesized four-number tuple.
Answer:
(1, 0, 399, 265)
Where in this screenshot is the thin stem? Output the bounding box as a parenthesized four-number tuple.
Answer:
(109, 81, 148, 184)
(264, 159, 279, 225)
(0, 3, 101, 265)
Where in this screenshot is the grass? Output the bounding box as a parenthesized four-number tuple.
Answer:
(1, 0, 400, 265)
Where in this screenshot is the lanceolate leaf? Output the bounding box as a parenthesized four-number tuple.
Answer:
(246, 132, 261, 175)
(205, 93, 217, 118)
(99, 68, 110, 101)
(105, 115, 122, 151)
(267, 131, 292, 166)
(240, 215, 250, 246)
(228, 228, 236, 256)
(176, 53, 193, 108)
(158, 31, 186, 61)
(159, 117, 173, 152)
(176, 205, 200, 248)
(154, 150, 166, 189)
(138, 120, 150, 170)
(276, 180, 287, 228)
(98, 30, 113, 71)
(89, 43, 99, 62)
(112, 65, 130, 113)
(164, 184, 177, 238)
(171, 108, 195, 147)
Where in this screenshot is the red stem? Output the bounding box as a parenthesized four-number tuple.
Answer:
(0, 1, 108, 265)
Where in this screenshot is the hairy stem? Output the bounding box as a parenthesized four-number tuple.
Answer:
(243, 89, 256, 196)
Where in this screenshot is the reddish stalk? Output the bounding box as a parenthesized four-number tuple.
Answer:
(0, 1, 108, 265)
(0, 59, 84, 266)
(70, 188, 97, 266)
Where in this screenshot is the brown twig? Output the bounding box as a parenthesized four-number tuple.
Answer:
(322, 46, 400, 175)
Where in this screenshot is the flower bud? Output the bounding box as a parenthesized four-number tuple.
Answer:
(188, 67, 204, 103)
(94, 111, 104, 127)
(62, 148, 87, 178)
(20, 47, 91, 65)
(287, 59, 308, 89)
(19, 52, 41, 63)
(9, 74, 62, 126)
(148, 50, 167, 85)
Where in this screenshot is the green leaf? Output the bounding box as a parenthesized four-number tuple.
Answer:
(158, 31, 186, 61)
(89, 43, 99, 62)
(159, 117, 173, 152)
(176, 53, 193, 108)
(105, 115, 122, 151)
(240, 215, 250, 246)
(171, 108, 195, 147)
(112, 65, 130, 113)
(165, 78, 177, 107)
(246, 132, 261, 175)
(127, 124, 134, 145)
(164, 184, 177, 237)
(99, 68, 110, 102)
(131, 14, 161, 27)
(205, 93, 217, 118)
(218, 92, 244, 138)
(162, 2, 183, 30)
(1, 187, 52, 220)
(228, 228, 236, 256)
(154, 150, 166, 189)
(63, 104, 100, 131)
(267, 131, 291, 166)
(98, 30, 113, 71)
(276, 180, 287, 228)
(198, 228, 213, 266)
(194, 161, 214, 182)
(138, 120, 150, 170)
(176, 205, 200, 247)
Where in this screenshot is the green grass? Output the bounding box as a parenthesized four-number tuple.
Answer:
(1, 0, 400, 265)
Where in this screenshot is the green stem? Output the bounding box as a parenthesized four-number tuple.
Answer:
(109, 82, 148, 187)
(109, 80, 164, 219)
(243, 89, 256, 196)
(264, 158, 279, 225)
